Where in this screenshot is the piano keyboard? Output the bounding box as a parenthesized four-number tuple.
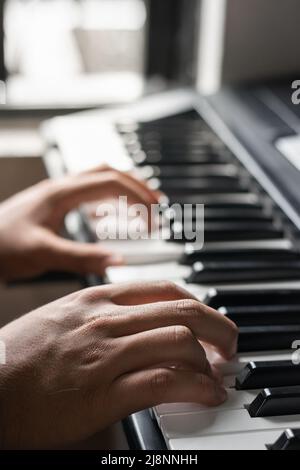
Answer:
(87, 109, 300, 450)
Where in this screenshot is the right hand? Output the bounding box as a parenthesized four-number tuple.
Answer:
(0, 282, 238, 449)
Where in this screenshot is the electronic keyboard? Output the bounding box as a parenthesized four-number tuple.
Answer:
(43, 80, 300, 450)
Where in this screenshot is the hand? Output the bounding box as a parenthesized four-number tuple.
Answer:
(0, 168, 160, 282)
(0, 282, 238, 449)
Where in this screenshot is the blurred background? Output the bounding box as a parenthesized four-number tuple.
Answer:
(1, 0, 300, 111)
(0, 0, 199, 109)
(0, 0, 300, 197)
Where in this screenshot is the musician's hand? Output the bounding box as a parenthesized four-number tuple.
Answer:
(0, 170, 159, 282)
(0, 282, 238, 449)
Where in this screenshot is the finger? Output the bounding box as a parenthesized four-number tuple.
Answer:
(79, 282, 238, 358)
(85, 165, 161, 206)
(46, 235, 124, 276)
(105, 281, 199, 306)
(101, 171, 160, 231)
(113, 299, 238, 360)
(116, 171, 160, 205)
(117, 326, 211, 376)
(49, 173, 157, 217)
(82, 164, 112, 174)
(75, 281, 195, 307)
(109, 368, 227, 420)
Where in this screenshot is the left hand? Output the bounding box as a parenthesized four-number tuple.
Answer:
(0, 169, 160, 282)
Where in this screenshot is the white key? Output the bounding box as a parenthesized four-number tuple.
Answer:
(155, 389, 257, 421)
(168, 430, 282, 450)
(106, 262, 191, 283)
(160, 409, 300, 439)
(101, 240, 184, 265)
(211, 351, 293, 377)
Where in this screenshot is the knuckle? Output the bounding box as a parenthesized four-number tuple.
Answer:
(150, 369, 174, 402)
(108, 172, 122, 186)
(46, 178, 66, 196)
(79, 286, 110, 304)
(80, 287, 100, 303)
(171, 325, 194, 345)
(160, 280, 177, 292)
(36, 178, 53, 193)
(176, 299, 201, 317)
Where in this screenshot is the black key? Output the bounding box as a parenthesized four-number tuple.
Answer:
(117, 115, 203, 133)
(168, 194, 262, 208)
(172, 223, 284, 243)
(238, 325, 300, 352)
(170, 207, 271, 222)
(156, 178, 246, 194)
(196, 260, 300, 271)
(190, 212, 272, 224)
(187, 265, 300, 285)
(175, 220, 277, 233)
(222, 304, 300, 327)
(269, 429, 300, 450)
(204, 288, 300, 309)
(133, 151, 227, 166)
(203, 210, 272, 222)
(149, 164, 238, 179)
(135, 121, 207, 132)
(135, 129, 212, 140)
(236, 361, 300, 390)
(129, 143, 218, 155)
(180, 248, 298, 266)
(248, 386, 300, 418)
(138, 137, 217, 147)
(136, 130, 212, 139)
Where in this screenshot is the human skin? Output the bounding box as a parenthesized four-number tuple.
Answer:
(0, 281, 238, 449)
(0, 167, 160, 282)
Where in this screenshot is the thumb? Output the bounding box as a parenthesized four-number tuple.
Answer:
(47, 235, 124, 276)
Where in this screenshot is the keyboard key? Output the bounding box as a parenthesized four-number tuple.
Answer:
(155, 389, 257, 419)
(156, 178, 247, 194)
(173, 224, 284, 244)
(221, 304, 300, 327)
(160, 408, 300, 439)
(238, 325, 300, 352)
(248, 386, 300, 418)
(205, 288, 300, 309)
(236, 361, 300, 390)
(180, 248, 298, 265)
(149, 164, 239, 179)
(187, 262, 300, 285)
(269, 429, 300, 450)
(169, 430, 281, 450)
(134, 151, 227, 166)
(168, 193, 261, 206)
(169, 206, 268, 221)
